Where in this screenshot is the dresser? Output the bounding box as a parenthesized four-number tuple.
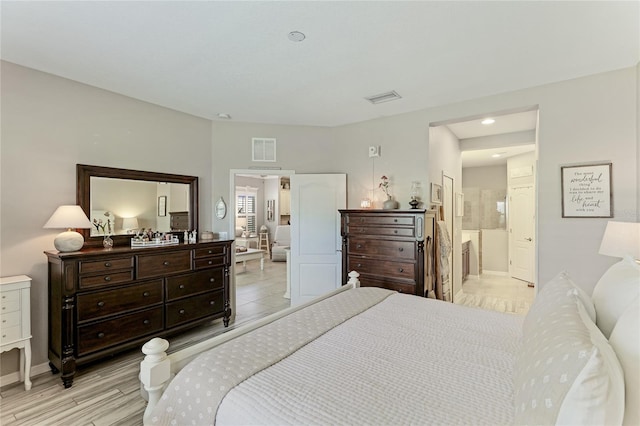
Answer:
(339, 209, 436, 296)
(45, 240, 232, 388)
(0, 275, 32, 390)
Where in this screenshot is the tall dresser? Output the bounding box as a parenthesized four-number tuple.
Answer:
(45, 240, 232, 388)
(339, 209, 436, 297)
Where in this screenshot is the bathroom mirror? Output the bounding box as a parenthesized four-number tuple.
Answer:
(77, 164, 198, 247)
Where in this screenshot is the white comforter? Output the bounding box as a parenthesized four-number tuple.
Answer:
(151, 288, 522, 425)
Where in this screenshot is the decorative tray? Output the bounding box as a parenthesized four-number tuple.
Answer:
(131, 239, 180, 248)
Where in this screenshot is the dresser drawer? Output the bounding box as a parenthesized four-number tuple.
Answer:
(1, 325, 22, 344)
(358, 275, 416, 295)
(1, 311, 21, 328)
(347, 225, 416, 238)
(0, 291, 20, 314)
(79, 257, 134, 274)
(347, 215, 415, 227)
(79, 270, 135, 289)
(77, 307, 163, 356)
(166, 269, 224, 301)
(194, 245, 227, 258)
(137, 251, 192, 279)
(348, 256, 416, 282)
(166, 290, 224, 328)
(77, 280, 163, 322)
(193, 256, 226, 270)
(349, 238, 415, 260)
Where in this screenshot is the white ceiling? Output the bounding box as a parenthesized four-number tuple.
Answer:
(1, 1, 637, 128)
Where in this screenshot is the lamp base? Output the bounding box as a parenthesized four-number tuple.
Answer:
(54, 231, 85, 252)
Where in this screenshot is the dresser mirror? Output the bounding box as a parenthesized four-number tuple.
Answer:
(77, 164, 198, 247)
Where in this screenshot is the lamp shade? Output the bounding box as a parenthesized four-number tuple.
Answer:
(122, 217, 139, 231)
(44, 205, 92, 229)
(599, 221, 640, 260)
(44, 205, 92, 252)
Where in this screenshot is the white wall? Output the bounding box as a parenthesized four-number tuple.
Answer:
(0, 61, 213, 376)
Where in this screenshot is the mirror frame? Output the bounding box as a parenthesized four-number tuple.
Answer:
(77, 164, 199, 248)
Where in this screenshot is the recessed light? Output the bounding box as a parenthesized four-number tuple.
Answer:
(481, 118, 495, 125)
(287, 31, 306, 42)
(217, 113, 231, 119)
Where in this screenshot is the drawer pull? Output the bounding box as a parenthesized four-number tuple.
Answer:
(209, 301, 215, 305)
(2, 319, 6, 323)
(357, 263, 362, 268)
(97, 332, 105, 339)
(208, 260, 213, 265)
(399, 247, 404, 252)
(104, 276, 111, 282)
(208, 250, 213, 254)
(394, 219, 398, 222)
(399, 268, 404, 273)
(97, 301, 105, 307)
(357, 244, 362, 249)
(209, 278, 215, 283)
(104, 262, 112, 268)
(394, 230, 398, 234)
(143, 319, 150, 325)
(179, 284, 185, 289)
(179, 309, 186, 315)
(2, 334, 6, 338)
(163, 261, 170, 266)
(143, 291, 150, 297)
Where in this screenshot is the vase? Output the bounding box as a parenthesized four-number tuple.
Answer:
(383, 196, 399, 210)
(103, 235, 113, 248)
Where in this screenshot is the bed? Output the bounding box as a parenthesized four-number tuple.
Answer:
(140, 257, 640, 425)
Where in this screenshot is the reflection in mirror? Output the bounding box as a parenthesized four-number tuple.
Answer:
(89, 177, 190, 236)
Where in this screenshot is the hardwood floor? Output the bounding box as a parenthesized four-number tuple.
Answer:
(0, 259, 288, 426)
(455, 273, 535, 315)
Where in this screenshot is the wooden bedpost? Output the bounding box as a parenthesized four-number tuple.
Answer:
(347, 270, 360, 288)
(140, 338, 171, 425)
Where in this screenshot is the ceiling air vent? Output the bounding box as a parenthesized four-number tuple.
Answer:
(365, 90, 402, 105)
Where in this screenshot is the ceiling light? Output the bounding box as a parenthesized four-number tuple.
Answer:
(288, 31, 306, 42)
(365, 91, 402, 104)
(217, 113, 231, 119)
(481, 118, 495, 125)
(492, 152, 507, 158)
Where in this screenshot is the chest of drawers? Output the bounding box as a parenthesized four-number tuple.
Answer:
(0, 275, 32, 390)
(339, 210, 436, 296)
(45, 240, 232, 388)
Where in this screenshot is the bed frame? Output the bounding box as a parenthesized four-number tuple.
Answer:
(139, 271, 362, 424)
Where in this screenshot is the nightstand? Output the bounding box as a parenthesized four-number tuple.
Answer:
(0, 275, 32, 390)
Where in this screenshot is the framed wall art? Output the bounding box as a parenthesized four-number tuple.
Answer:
(561, 162, 612, 218)
(431, 182, 443, 205)
(158, 196, 167, 217)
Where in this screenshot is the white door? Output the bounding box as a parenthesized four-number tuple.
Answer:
(510, 185, 535, 283)
(442, 174, 455, 301)
(290, 174, 347, 305)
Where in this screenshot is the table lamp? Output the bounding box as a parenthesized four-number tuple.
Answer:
(44, 205, 93, 252)
(598, 221, 640, 261)
(122, 217, 139, 234)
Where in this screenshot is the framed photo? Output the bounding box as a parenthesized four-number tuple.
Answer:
(561, 162, 612, 218)
(158, 196, 167, 217)
(431, 183, 443, 204)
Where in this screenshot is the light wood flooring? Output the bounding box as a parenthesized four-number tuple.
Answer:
(455, 273, 535, 315)
(0, 259, 288, 426)
(1, 265, 532, 425)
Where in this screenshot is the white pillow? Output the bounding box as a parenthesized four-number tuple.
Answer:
(516, 288, 624, 425)
(592, 256, 640, 338)
(609, 297, 640, 426)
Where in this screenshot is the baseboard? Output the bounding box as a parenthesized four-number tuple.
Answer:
(0, 362, 51, 388)
(465, 274, 480, 280)
(482, 270, 509, 276)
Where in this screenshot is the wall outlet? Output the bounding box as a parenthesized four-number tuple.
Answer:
(368, 146, 380, 157)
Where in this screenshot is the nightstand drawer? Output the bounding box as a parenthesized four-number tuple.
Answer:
(77, 280, 163, 322)
(1, 325, 21, 343)
(79, 257, 134, 274)
(137, 251, 192, 279)
(1, 311, 21, 328)
(0, 291, 20, 313)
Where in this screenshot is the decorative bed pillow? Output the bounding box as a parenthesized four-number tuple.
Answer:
(608, 297, 640, 426)
(523, 271, 595, 335)
(592, 256, 640, 338)
(516, 282, 624, 425)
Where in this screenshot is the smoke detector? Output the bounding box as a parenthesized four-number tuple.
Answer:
(288, 31, 306, 42)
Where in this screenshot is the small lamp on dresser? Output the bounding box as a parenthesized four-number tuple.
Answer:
(43, 205, 93, 252)
(599, 221, 640, 262)
(122, 217, 139, 234)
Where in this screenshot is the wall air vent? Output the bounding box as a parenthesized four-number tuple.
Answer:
(365, 90, 402, 104)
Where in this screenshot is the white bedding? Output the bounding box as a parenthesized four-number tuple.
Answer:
(151, 288, 523, 425)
